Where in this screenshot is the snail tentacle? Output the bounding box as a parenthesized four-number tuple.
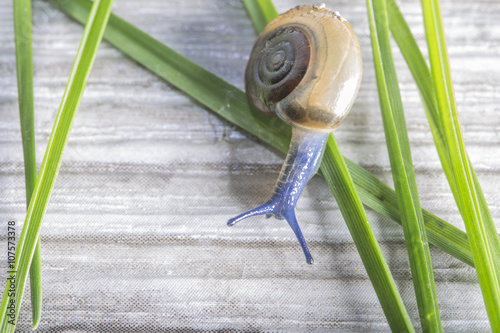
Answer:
(228, 129, 328, 264)
(227, 204, 274, 227)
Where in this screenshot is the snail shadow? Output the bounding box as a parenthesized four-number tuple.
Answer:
(219, 90, 290, 216)
(224, 130, 283, 221)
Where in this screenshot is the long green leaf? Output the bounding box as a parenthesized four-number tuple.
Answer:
(347, 158, 473, 266)
(387, 0, 495, 270)
(53, 0, 473, 268)
(242, 0, 278, 34)
(366, 0, 441, 330)
(0, 1, 113, 331)
(387, 0, 454, 197)
(321, 136, 414, 331)
(12, 0, 42, 328)
(420, 0, 500, 329)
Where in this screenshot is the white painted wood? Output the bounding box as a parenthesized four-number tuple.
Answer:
(1, 0, 498, 331)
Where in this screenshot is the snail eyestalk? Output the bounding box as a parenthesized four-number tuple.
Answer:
(228, 128, 328, 264)
(229, 5, 362, 264)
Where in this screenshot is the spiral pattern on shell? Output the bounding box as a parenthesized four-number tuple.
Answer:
(251, 27, 310, 106)
(244, 5, 363, 133)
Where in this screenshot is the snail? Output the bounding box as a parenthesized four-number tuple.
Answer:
(228, 4, 362, 264)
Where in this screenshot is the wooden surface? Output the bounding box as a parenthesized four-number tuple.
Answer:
(1, 0, 499, 331)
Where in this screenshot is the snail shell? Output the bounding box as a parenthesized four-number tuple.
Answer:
(245, 5, 363, 133)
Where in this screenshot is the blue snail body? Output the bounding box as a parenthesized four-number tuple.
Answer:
(228, 130, 327, 264)
(228, 5, 363, 263)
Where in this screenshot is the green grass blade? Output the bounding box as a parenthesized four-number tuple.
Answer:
(28, 248, 41, 327)
(367, 0, 441, 330)
(421, 0, 500, 329)
(12, 0, 42, 328)
(0, 0, 113, 331)
(387, 0, 498, 272)
(321, 136, 414, 331)
(387, 0, 454, 196)
(347, 158, 474, 266)
(54, 0, 474, 268)
(242, 0, 278, 34)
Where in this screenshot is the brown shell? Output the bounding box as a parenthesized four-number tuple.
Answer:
(245, 5, 363, 133)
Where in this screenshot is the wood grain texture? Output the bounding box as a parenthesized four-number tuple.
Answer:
(0, 0, 499, 331)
